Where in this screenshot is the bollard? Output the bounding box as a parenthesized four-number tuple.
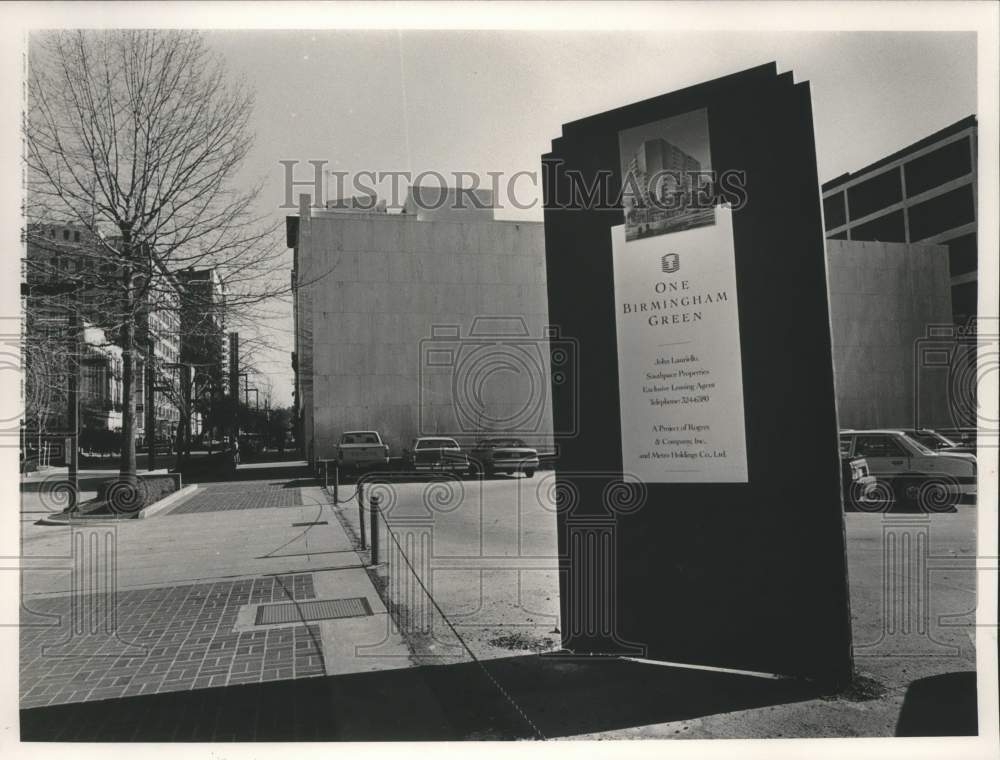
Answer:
(358, 480, 367, 550)
(370, 494, 380, 565)
(358, 480, 368, 549)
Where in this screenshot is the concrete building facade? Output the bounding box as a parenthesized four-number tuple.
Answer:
(290, 193, 553, 461)
(24, 222, 182, 440)
(826, 239, 954, 429)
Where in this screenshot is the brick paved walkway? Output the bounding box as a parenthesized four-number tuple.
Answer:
(170, 481, 306, 514)
(20, 573, 324, 708)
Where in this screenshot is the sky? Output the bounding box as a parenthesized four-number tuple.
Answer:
(203, 30, 977, 407)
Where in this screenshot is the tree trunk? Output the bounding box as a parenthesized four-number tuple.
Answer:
(119, 271, 137, 484)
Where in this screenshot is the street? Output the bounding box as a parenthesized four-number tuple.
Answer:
(18, 463, 978, 739)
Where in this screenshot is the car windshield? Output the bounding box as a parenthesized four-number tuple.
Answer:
(924, 430, 957, 448)
(483, 438, 526, 448)
(417, 438, 459, 449)
(898, 434, 934, 455)
(342, 433, 379, 444)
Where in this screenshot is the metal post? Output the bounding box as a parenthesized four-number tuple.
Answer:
(358, 480, 367, 551)
(370, 494, 380, 565)
(333, 461, 339, 504)
(323, 460, 328, 490)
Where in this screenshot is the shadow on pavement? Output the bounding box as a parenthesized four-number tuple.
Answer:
(21, 654, 824, 741)
(180, 460, 312, 485)
(895, 671, 978, 737)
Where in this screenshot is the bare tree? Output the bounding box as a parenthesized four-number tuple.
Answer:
(25, 30, 286, 486)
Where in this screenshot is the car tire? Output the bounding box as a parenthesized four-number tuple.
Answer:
(852, 480, 894, 513)
(469, 460, 482, 478)
(916, 477, 959, 513)
(524, 469, 535, 478)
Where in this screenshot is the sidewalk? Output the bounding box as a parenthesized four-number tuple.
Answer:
(19, 466, 411, 710)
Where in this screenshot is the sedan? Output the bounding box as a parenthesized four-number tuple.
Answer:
(469, 437, 540, 478)
(404, 437, 471, 475)
(840, 454, 884, 511)
(897, 428, 976, 456)
(839, 429, 976, 510)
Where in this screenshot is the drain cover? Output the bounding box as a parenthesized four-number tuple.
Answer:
(254, 597, 372, 625)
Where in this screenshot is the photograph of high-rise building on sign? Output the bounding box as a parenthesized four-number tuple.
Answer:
(619, 107, 716, 241)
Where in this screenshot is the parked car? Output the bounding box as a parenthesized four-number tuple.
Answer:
(896, 428, 977, 456)
(839, 429, 976, 510)
(469, 437, 539, 478)
(336, 430, 390, 473)
(403, 436, 471, 475)
(839, 452, 883, 511)
(936, 427, 977, 452)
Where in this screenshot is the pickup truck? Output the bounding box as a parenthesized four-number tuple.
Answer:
(336, 430, 389, 472)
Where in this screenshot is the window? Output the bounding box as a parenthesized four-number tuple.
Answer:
(838, 437, 852, 455)
(823, 193, 847, 230)
(847, 169, 902, 220)
(854, 435, 907, 458)
(849, 210, 906, 243)
(946, 234, 977, 277)
(908, 185, 975, 241)
(904, 138, 973, 197)
(62, 229, 70, 240)
(484, 438, 526, 448)
(342, 432, 380, 445)
(73, 231, 81, 242)
(417, 438, 459, 449)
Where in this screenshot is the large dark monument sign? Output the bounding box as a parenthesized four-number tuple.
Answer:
(542, 63, 853, 686)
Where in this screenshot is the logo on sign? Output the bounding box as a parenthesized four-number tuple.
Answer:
(661, 253, 680, 274)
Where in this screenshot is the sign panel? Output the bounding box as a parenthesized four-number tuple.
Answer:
(611, 207, 748, 483)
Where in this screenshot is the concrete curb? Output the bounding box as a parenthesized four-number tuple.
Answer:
(137, 484, 199, 519)
(35, 484, 200, 525)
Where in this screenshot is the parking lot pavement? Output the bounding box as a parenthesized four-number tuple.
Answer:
(330, 473, 563, 666)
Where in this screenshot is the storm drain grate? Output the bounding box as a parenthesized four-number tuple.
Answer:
(254, 597, 373, 625)
(291, 520, 328, 527)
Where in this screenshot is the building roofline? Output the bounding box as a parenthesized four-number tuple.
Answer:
(821, 114, 977, 193)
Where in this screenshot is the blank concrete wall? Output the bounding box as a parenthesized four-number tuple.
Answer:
(826, 239, 953, 429)
(297, 209, 553, 458)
